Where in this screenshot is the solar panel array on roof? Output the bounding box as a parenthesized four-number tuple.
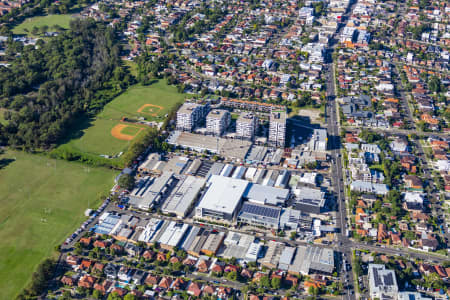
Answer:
(373, 268, 382, 287)
(384, 273, 394, 286)
(241, 202, 280, 219)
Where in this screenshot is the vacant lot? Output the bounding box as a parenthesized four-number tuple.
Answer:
(0, 150, 116, 299)
(296, 108, 324, 125)
(13, 14, 73, 35)
(61, 80, 184, 157)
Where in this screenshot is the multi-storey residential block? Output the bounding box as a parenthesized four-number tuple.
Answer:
(176, 102, 207, 132)
(309, 129, 327, 152)
(269, 109, 286, 148)
(236, 112, 258, 140)
(206, 109, 231, 136)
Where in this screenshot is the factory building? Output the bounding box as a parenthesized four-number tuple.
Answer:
(244, 183, 290, 206)
(260, 241, 285, 269)
(222, 231, 254, 260)
(157, 221, 190, 250)
(161, 176, 206, 217)
(288, 246, 334, 275)
(128, 172, 175, 210)
(195, 175, 249, 222)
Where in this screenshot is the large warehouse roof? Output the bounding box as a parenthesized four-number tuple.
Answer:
(244, 183, 289, 205)
(197, 175, 249, 215)
(161, 176, 206, 217)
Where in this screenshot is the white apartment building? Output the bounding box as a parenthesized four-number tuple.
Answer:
(176, 102, 207, 132)
(236, 112, 258, 140)
(206, 109, 231, 136)
(309, 129, 327, 152)
(269, 110, 286, 148)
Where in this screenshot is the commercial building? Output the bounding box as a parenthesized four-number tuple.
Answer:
(138, 153, 163, 174)
(368, 264, 399, 300)
(185, 229, 210, 257)
(236, 112, 258, 140)
(128, 172, 175, 210)
(176, 102, 208, 131)
(95, 213, 121, 235)
(278, 246, 296, 271)
(137, 218, 164, 245)
(180, 226, 202, 252)
(260, 241, 285, 269)
(309, 129, 327, 152)
(167, 131, 252, 161)
(161, 176, 206, 217)
(245, 242, 262, 262)
(231, 166, 246, 179)
(201, 231, 225, 256)
(289, 246, 334, 275)
(206, 109, 231, 136)
(268, 110, 286, 148)
(279, 208, 313, 231)
(244, 183, 290, 206)
(195, 175, 249, 222)
(222, 231, 254, 260)
(157, 221, 190, 250)
(237, 202, 281, 229)
(294, 187, 327, 213)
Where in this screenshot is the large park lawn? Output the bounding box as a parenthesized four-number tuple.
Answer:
(61, 80, 185, 157)
(98, 80, 185, 122)
(0, 150, 116, 299)
(13, 14, 73, 35)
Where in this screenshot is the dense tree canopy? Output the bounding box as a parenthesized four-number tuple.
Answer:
(0, 19, 133, 149)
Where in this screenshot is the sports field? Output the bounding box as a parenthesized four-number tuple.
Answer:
(0, 150, 116, 299)
(61, 80, 185, 157)
(13, 14, 73, 35)
(98, 80, 185, 121)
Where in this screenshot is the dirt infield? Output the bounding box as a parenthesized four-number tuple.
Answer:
(137, 104, 164, 116)
(111, 123, 144, 141)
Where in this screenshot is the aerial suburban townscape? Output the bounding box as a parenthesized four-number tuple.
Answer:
(0, 0, 449, 299)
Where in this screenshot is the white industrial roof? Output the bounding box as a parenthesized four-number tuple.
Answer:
(157, 221, 190, 247)
(244, 183, 289, 205)
(197, 175, 249, 215)
(161, 176, 206, 216)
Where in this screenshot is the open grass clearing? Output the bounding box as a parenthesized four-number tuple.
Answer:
(0, 108, 8, 125)
(12, 14, 73, 36)
(0, 150, 116, 299)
